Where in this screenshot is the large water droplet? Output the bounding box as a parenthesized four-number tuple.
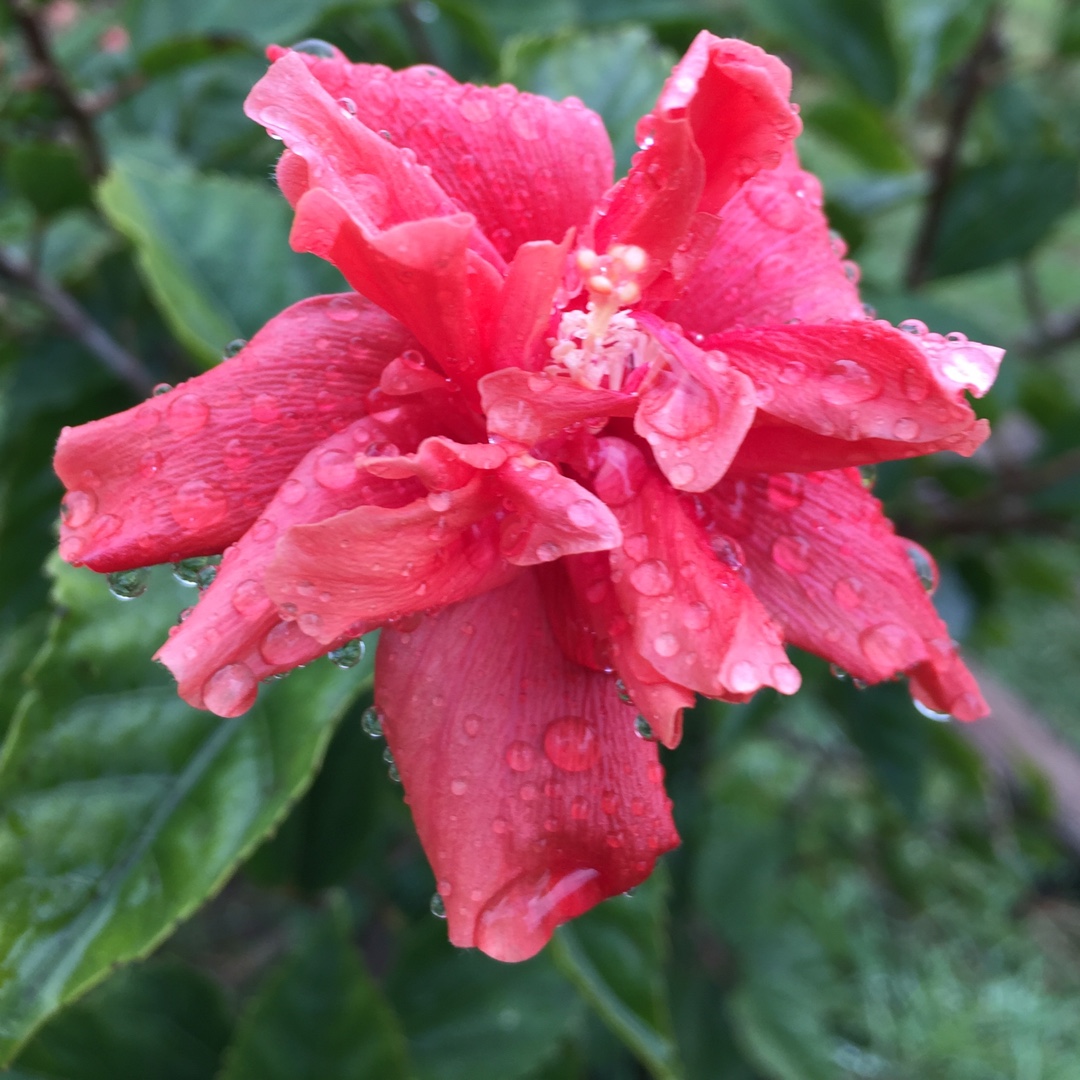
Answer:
(173, 555, 219, 589)
(203, 663, 258, 716)
(166, 394, 210, 436)
(771, 535, 810, 574)
(170, 481, 229, 530)
(61, 489, 96, 528)
(430, 892, 446, 918)
(107, 567, 150, 600)
(251, 394, 281, 423)
(328, 638, 365, 669)
(833, 576, 866, 610)
(904, 542, 937, 593)
(629, 558, 672, 596)
(893, 417, 921, 440)
(727, 660, 759, 693)
(223, 338, 246, 358)
(634, 715, 654, 740)
(314, 448, 356, 490)
(821, 359, 880, 405)
(290, 37, 336, 57)
(543, 716, 600, 773)
(859, 622, 922, 672)
(653, 632, 679, 657)
(361, 706, 384, 738)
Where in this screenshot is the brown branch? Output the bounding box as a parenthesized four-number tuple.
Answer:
(9, 0, 106, 178)
(905, 8, 1003, 290)
(0, 245, 155, 396)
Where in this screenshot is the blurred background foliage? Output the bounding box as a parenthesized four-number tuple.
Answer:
(3, 0, 1080, 1076)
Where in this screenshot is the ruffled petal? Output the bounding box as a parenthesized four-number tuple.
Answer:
(496, 455, 622, 565)
(266, 46, 615, 263)
(263, 438, 514, 644)
(658, 151, 864, 335)
(593, 33, 800, 286)
(289, 189, 502, 391)
(712, 321, 1000, 470)
(156, 408, 434, 714)
(375, 572, 679, 961)
(55, 294, 412, 572)
(633, 313, 756, 492)
(595, 439, 799, 706)
(480, 367, 635, 446)
(695, 469, 987, 720)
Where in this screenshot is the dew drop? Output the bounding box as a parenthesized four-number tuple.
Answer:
(859, 622, 922, 671)
(463, 713, 481, 737)
(170, 482, 228, 529)
(766, 473, 804, 511)
(771, 535, 810, 574)
(829, 663, 849, 681)
(778, 360, 806, 385)
(279, 478, 306, 505)
(614, 678, 633, 705)
(450, 777, 467, 795)
(223, 438, 251, 472)
(506, 740, 536, 772)
(634, 715, 654, 740)
(328, 638, 365, 669)
(426, 490, 452, 512)
(543, 716, 600, 772)
(629, 559, 672, 597)
(653, 632, 679, 658)
(173, 555, 219, 588)
(231, 578, 265, 617)
(821, 359, 880, 406)
(570, 796, 589, 820)
(667, 462, 696, 488)
(251, 394, 281, 423)
(203, 663, 258, 716)
(361, 706, 385, 738)
(291, 37, 336, 57)
(914, 698, 951, 722)
(682, 601, 711, 630)
(430, 892, 446, 918)
(728, 660, 759, 693)
(834, 576, 866, 611)
(61, 489, 96, 528)
(107, 567, 150, 600)
(893, 416, 921, 440)
(314, 448, 356, 490)
(223, 338, 247, 358)
(166, 394, 210, 436)
(771, 662, 801, 694)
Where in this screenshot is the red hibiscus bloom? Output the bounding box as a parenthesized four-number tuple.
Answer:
(54, 33, 1003, 962)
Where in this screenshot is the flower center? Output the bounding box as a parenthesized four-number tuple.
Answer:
(547, 244, 657, 392)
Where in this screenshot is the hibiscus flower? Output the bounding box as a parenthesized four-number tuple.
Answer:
(54, 32, 1003, 962)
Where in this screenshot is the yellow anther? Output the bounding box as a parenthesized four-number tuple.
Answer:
(575, 248, 599, 273)
(587, 274, 614, 295)
(621, 245, 647, 273)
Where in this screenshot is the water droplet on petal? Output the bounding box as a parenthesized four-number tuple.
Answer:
(450, 777, 467, 795)
(543, 716, 600, 772)
(61, 489, 96, 527)
(203, 663, 258, 715)
(506, 740, 536, 772)
(778, 361, 806, 385)
(426, 490, 452, 513)
(251, 394, 281, 423)
(634, 715, 654, 740)
(859, 622, 923, 672)
(570, 796, 589, 820)
(682, 601, 711, 630)
(834, 576, 866, 610)
(728, 660, 759, 693)
(170, 482, 228, 529)
(361, 706, 385, 738)
(291, 37, 336, 57)
(667, 463, 696, 487)
(430, 892, 446, 918)
(167, 394, 210, 436)
(629, 559, 672, 596)
(771, 662, 801, 694)
(905, 542, 938, 593)
(653, 632, 679, 657)
(328, 638, 365, 668)
(893, 417, 921, 440)
(766, 474, 804, 511)
(314, 448, 357, 490)
(771, 535, 810, 574)
(107, 567, 150, 600)
(914, 699, 951, 722)
(821, 359, 880, 405)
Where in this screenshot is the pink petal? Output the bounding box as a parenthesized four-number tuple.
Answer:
(246, 52, 503, 268)
(375, 572, 679, 961)
(496, 455, 622, 565)
(55, 294, 412, 572)
(658, 150, 865, 335)
(633, 313, 756, 492)
(156, 408, 435, 714)
(593, 33, 800, 285)
(263, 439, 516, 644)
(490, 236, 573, 371)
(289, 189, 502, 392)
(265, 46, 615, 263)
(696, 469, 988, 719)
(711, 321, 997, 468)
(479, 367, 636, 447)
(596, 439, 798, 703)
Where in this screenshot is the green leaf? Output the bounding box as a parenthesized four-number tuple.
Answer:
(5, 143, 91, 219)
(97, 150, 343, 366)
(926, 156, 1080, 279)
(219, 901, 409, 1080)
(0, 560, 374, 1063)
(390, 923, 583, 1080)
(501, 26, 676, 174)
(748, 0, 900, 105)
(551, 869, 683, 1080)
(727, 930, 836, 1080)
(804, 97, 911, 172)
(9, 961, 231, 1080)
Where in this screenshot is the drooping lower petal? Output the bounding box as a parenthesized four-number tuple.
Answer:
(712, 321, 999, 470)
(375, 572, 679, 961)
(595, 439, 799, 705)
(695, 469, 987, 720)
(156, 409, 434, 714)
(55, 294, 412, 572)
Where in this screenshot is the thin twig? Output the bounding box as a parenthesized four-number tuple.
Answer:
(9, 0, 106, 178)
(0, 246, 155, 396)
(905, 8, 1003, 290)
(397, 2, 438, 66)
(1017, 260, 1049, 329)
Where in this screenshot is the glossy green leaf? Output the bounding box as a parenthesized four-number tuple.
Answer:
(926, 156, 1080, 279)
(9, 962, 231, 1080)
(219, 902, 409, 1080)
(551, 869, 683, 1080)
(390, 922, 583, 1080)
(804, 97, 911, 172)
(0, 560, 374, 1063)
(97, 151, 343, 367)
(501, 26, 675, 173)
(748, 0, 899, 105)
